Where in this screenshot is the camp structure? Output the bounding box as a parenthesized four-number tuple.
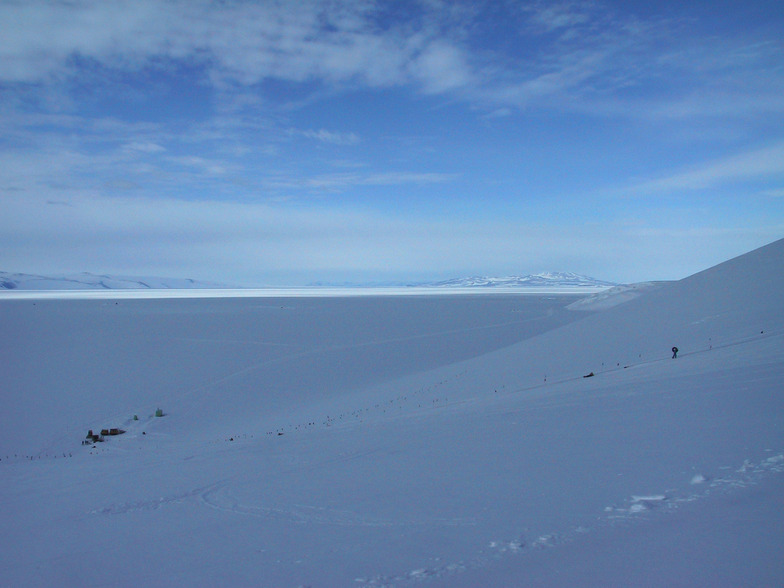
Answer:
(83, 429, 103, 445)
(82, 427, 125, 445)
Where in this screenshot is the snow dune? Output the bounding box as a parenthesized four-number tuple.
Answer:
(1, 239, 783, 586)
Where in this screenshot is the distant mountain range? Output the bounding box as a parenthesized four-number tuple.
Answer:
(0, 271, 228, 290)
(419, 272, 618, 288)
(308, 272, 618, 289)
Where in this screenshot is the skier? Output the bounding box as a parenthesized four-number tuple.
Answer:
(672, 346, 679, 359)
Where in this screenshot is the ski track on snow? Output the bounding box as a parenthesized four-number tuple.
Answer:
(199, 481, 477, 529)
(82, 449, 784, 585)
(90, 486, 212, 516)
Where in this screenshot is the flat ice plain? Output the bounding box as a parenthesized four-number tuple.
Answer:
(1, 239, 783, 586)
(0, 285, 606, 299)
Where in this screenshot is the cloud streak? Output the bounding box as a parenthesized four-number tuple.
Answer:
(628, 142, 784, 195)
(296, 129, 361, 146)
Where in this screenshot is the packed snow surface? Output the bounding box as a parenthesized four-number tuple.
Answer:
(1, 239, 783, 586)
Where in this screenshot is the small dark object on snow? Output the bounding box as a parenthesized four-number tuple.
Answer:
(83, 430, 103, 444)
(672, 346, 679, 359)
(583, 372, 594, 378)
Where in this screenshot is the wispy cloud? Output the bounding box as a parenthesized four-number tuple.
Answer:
(761, 188, 784, 198)
(297, 129, 361, 146)
(628, 142, 784, 194)
(1, 0, 780, 121)
(522, 1, 595, 33)
(0, 1, 472, 94)
(0, 106, 455, 200)
(123, 141, 166, 154)
(167, 155, 233, 176)
(262, 171, 458, 192)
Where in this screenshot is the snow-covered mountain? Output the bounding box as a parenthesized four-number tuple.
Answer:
(0, 271, 230, 290)
(423, 271, 617, 288)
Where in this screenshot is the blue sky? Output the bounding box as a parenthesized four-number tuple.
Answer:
(1, 0, 783, 286)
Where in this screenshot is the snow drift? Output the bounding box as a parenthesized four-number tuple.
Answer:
(1, 238, 782, 586)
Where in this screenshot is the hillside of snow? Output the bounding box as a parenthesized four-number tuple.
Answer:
(1, 239, 782, 586)
(0, 271, 229, 290)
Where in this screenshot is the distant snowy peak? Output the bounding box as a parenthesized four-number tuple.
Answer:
(0, 271, 229, 290)
(424, 272, 618, 289)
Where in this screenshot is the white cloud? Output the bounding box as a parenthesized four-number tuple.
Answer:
(408, 40, 474, 94)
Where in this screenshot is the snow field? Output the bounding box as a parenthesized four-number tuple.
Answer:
(1, 238, 783, 586)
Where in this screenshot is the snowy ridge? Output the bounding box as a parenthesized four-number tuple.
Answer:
(0, 271, 230, 290)
(1, 238, 783, 586)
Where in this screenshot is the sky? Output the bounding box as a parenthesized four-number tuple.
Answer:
(1, 0, 783, 286)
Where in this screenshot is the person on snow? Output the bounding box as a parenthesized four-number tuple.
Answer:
(672, 346, 679, 359)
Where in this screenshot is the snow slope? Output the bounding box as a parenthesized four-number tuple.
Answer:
(1, 239, 783, 586)
(566, 281, 669, 310)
